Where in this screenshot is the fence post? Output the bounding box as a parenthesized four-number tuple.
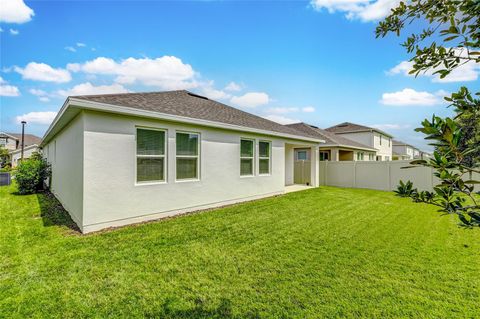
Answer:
(353, 161, 356, 188)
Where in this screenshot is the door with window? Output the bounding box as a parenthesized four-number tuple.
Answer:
(293, 149, 311, 185)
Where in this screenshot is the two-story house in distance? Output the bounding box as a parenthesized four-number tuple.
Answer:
(325, 122, 393, 161)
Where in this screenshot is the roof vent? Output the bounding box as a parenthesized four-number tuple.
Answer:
(187, 92, 209, 100)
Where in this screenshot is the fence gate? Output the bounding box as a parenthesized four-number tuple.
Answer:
(293, 149, 311, 185)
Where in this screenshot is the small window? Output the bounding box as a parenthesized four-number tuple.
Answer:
(388, 138, 391, 147)
(0, 137, 6, 146)
(297, 150, 307, 160)
(259, 141, 271, 175)
(369, 154, 374, 161)
(319, 151, 329, 161)
(379, 135, 382, 146)
(176, 132, 199, 180)
(136, 128, 166, 183)
(240, 139, 254, 176)
(356, 152, 364, 161)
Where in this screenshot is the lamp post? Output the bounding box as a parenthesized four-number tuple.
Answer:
(20, 121, 26, 161)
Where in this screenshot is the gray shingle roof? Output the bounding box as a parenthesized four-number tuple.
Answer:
(286, 123, 375, 151)
(325, 122, 393, 138)
(5, 133, 42, 147)
(72, 90, 321, 140)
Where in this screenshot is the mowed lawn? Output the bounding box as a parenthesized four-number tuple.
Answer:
(1, 184, 479, 318)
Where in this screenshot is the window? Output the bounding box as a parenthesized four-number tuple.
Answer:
(0, 137, 6, 146)
(259, 141, 271, 175)
(240, 139, 254, 176)
(319, 151, 329, 161)
(356, 152, 364, 161)
(136, 128, 166, 183)
(297, 150, 307, 160)
(388, 138, 391, 147)
(379, 135, 382, 145)
(176, 132, 199, 180)
(369, 153, 374, 161)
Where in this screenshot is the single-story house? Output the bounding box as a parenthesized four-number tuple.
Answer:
(325, 122, 393, 161)
(286, 122, 377, 161)
(0, 132, 42, 167)
(41, 90, 326, 233)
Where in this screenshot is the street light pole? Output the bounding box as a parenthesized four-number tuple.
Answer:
(21, 121, 26, 161)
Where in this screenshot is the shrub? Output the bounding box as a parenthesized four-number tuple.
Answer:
(394, 180, 417, 198)
(15, 157, 51, 195)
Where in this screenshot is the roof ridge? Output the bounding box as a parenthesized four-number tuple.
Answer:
(71, 89, 188, 99)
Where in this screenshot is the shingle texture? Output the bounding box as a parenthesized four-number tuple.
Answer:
(72, 90, 320, 139)
(286, 123, 374, 150)
(6, 133, 42, 147)
(325, 122, 392, 137)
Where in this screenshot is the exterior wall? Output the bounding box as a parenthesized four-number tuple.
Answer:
(81, 111, 295, 232)
(10, 146, 39, 167)
(285, 145, 295, 185)
(336, 132, 373, 148)
(372, 133, 393, 160)
(0, 134, 18, 151)
(43, 114, 84, 229)
(319, 160, 479, 192)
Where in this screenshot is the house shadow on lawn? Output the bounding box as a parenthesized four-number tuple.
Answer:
(35, 191, 81, 234)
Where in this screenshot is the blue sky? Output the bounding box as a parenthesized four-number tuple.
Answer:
(1, 0, 478, 151)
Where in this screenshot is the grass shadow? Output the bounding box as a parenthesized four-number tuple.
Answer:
(36, 191, 81, 234)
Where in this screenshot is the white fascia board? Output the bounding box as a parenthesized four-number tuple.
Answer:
(43, 98, 325, 145)
(320, 144, 377, 152)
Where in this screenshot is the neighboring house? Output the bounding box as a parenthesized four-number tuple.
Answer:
(0, 132, 42, 167)
(392, 140, 421, 160)
(41, 90, 325, 233)
(325, 122, 393, 161)
(286, 122, 377, 161)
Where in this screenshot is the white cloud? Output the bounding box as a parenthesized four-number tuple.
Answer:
(0, 0, 34, 24)
(0, 76, 20, 96)
(199, 84, 231, 100)
(29, 88, 50, 102)
(56, 82, 129, 97)
(65, 46, 76, 52)
(388, 53, 480, 83)
(371, 124, 411, 130)
(380, 88, 441, 106)
(71, 56, 197, 90)
(15, 62, 72, 83)
(224, 82, 242, 92)
(268, 107, 299, 114)
(230, 92, 270, 108)
(311, 0, 400, 22)
(76, 42, 86, 47)
(9, 28, 19, 35)
(263, 114, 299, 125)
(302, 106, 315, 113)
(15, 111, 57, 125)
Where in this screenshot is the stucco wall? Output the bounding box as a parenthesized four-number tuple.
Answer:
(43, 114, 84, 229)
(372, 133, 393, 160)
(81, 111, 293, 232)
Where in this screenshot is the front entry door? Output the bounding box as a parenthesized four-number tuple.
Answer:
(294, 149, 311, 185)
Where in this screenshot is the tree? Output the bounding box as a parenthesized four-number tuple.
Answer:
(376, 0, 480, 227)
(0, 146, 10, 168)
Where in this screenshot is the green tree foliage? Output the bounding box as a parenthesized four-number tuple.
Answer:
(376, 0, 480, 226)
(15, 156, 51, 195)
(0, 146, 10, 168)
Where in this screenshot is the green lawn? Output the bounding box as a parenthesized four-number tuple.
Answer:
(1, 184, 479, 318)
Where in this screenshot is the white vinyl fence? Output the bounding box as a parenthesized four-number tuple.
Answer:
(319, 160, 480, 192)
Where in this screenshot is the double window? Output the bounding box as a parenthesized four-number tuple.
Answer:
(319, 151, 329, 161)
(240, 139, 254, 176)
(136, 128, 166, 183)
(176, 132, 199, 180)
(356, 152, 364, 161)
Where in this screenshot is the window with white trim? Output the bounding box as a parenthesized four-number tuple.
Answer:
(136, 128, 166, 183)
(259, 141, 271, 175)
(297, 150, 308, 160)
(176, 132, 199, 180)
(240, 139, 254, 176)
(356, 152, 364, 161)
(319, 151, 329, 161)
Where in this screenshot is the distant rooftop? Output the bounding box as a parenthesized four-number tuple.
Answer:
(325, 122, 393, 138)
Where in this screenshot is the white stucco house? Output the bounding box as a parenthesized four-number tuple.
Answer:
(392, 140, 421, 160)
(41, 90, 325, 233)
(325, 122, 393, 161)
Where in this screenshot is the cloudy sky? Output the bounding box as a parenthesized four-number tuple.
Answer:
(1, 0, 478, 151)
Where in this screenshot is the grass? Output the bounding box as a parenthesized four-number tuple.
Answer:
(1, 183, 479, 318)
